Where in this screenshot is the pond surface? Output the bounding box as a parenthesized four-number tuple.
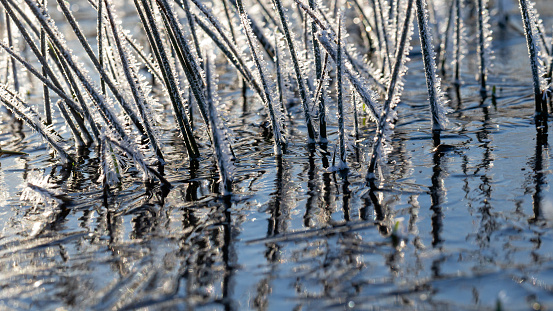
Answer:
(1, 0, 553, 310)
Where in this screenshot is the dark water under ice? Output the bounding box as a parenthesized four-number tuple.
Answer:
(1, 1, 553, 310)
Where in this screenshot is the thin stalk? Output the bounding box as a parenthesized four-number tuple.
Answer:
(274, 32, 289, 121)
(375, 0, 392, 74)
(0, 41, 94, 131)
(549, 25, 553, 80)
(185, 0, 262, 97)
(415, 0, 448, 132)
(98, 0, 106, 94)
(125, 36, 164, 83)
(104, 136, 170, 186)
(312, 53, 329, 127)
(41, 0, 51, 124)
(439, 0, 454, 76)
(227, 0, 276, 61)
(220, 0, 250, 104)
(367, 0, 384, 68)
(336, 15, 347, 170)
(316, 31, 381, 121)
(181, 0, 204, 69)
(5, 12, 19, 93)
(4, 0, 39, 36)
(453, 0, 462, 86)
(310, 0, 327, 143)
(476, 0, 490, 97)
(351, 0, 376, 56)
(205, 55, 233, 195)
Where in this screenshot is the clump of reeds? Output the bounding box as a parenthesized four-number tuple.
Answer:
(2, 0, 551, 197)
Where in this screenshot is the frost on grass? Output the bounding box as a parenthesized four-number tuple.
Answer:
(415, 0, 449, 131)
(476, 0, 494, 92)
(237, 0, 286, 154)
(205, 53, 234, 195)
(452, 0, 467, 85)
(368, 0, 414, 182)
(524, 0, 550, 93)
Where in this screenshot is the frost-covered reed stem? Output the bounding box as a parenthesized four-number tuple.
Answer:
(518, 0, 548, 127)
(336, 15, 347, 170)
(220, 0, 249, 106)
(367, 0, 413, 183)
(477, 0, 492, 97)
(225, 0, 275, 61)
(103, 0, 165, 165)
(453, 0, 462, 85)
(316, 54, 329, 143)
(439, 0, 454, 76)
(205, 55, 233, 196)
(549, 26, 553, 80)
(237, 0, 286, 154)
(275, 32, 285, 117)
(221, 0, 237, 40)
(310, 0, 327, 143)
(97, 0, 106, 94)
(4, 12, 19, 93)
(351, 0, 375, 55)
(415, 0, 448, 132)
(56, 99, 85, 148)
(272, 0, 317, 142)
(375, 0, 392, 74)
(0, 29, 93, 146)
(41, 0, 51, 125)
(291, 0, 382, 119)
(366, 0, 383, 63)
